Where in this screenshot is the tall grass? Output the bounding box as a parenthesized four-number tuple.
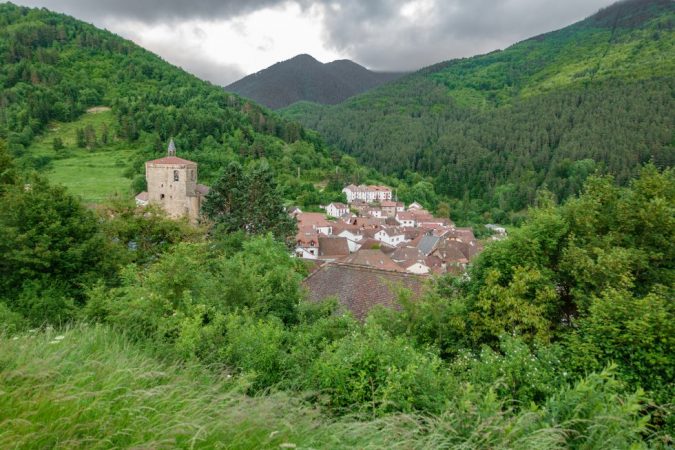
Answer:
(0, 325, 656, 449)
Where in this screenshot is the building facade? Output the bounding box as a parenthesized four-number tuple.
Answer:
(136, 139, 209, 221)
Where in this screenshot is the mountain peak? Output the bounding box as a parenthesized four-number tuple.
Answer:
(288, 54, 320, 63)
(226, 55, 406, 109)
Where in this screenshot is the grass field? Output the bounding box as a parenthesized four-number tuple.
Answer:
(0, 325, 439, 449)
(26, 108, 136, 204)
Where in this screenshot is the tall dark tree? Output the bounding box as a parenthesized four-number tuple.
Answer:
(202, 162, 297, 246)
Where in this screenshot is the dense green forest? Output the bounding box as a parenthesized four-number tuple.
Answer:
(283, 0, 675, 223)
(0, 2, 387, 208)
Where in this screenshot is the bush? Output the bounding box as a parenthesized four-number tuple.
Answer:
(309, 322, 451, 415)
(0, 301, 26, 334)
(565, 288, 675, 405)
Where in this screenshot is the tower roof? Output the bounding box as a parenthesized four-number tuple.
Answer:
(147, 156, 196, 165)
(168, 138, 176, 156)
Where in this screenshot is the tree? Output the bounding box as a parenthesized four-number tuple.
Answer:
(202, 162, 297, 246)
(0, 140, 18, 191)
(75, 127, 86, 148)
(0, 175, 112, 323)
(52, 137, 64, 151)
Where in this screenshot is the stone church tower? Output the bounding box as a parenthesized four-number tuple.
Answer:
(135, 139, 209, 221)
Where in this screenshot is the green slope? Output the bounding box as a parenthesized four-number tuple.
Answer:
(0, 3, 364, 206)
(283, 0, 675, 220)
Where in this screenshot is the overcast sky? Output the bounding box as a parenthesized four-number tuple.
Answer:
(12, 0, 616, 85)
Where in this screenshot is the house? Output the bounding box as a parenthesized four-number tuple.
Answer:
(391, 245, 431, 274)
(395, 211, 416, 228)
(296, 212, 333, 235)
(342, 184, 393, 203)
(287, 206, 303, 217)
(326, 202, 349, 218)
(134, 191, 149, 206)
(374, 227, 407, 246)
(318, 236, 350, 260)
(486, 224, 507, 236)
(341, 249, 406, 272)
(332, 224, 364, 252)
(380, 200, 404, 217)
(303, 263, 426, 320)
(408, 202, 424, 210)
(137, 139, 209, 221)
(365, 206, 384, 218)
(295, 226, 319, 259)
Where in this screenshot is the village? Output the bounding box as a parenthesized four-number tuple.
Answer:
(134, 144, 503, 318)
(293, 184, 494, 318)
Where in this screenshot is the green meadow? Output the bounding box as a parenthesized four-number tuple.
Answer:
(27, 109, 135, 204)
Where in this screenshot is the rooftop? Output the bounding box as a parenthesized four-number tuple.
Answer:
(147, 156, 197, 166)
(303, 263, 426, 320)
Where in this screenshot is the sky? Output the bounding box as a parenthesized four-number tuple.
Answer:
(12, 0, 617, 85)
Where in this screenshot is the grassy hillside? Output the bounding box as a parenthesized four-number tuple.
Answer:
(0, 3, 372, 206)
(0, 322, 662, 449)
(21, 108, 133, 203)
(283, 0, 675, 222)
(0, 325, 390, 449)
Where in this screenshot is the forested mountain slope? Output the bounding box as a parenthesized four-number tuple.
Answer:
(0, 3, 364, 204)
(283, 0, 675, 221)
(226, 54, 404, 109)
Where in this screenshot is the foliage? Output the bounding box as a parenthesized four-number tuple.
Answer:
(566, 288, 675, 405)
(0, 173, 112, 323)
(308, 321, 450, 415)
(202, 161, 297, 246)
(97, 198, 205, 266)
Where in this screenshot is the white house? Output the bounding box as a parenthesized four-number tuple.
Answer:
(400, 260, 431, 275)
(408, 202, 424, 210)
(295, 228, 319, 259)
(395, 211, 416, 228)
(375, 227, 407, 247)
(366, 207, 384, 218)
(342, 184, 392, 203)
(486, 224, 507, 235)
(326, 202, 349, 218)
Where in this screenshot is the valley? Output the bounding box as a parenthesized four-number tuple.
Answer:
(0, 1, 673, 448)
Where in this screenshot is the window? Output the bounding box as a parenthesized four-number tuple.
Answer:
(191, 170, 195, 181)
(160, 194, 165, 199)
(174, 170, 179, 181)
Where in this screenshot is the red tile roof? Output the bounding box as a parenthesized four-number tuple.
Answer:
(303, 263, 426, 320)
(318, 236, 350, 257)
(342, 249, 405, 272)
(146, 156, 197, 165)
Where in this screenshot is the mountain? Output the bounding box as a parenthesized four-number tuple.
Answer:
(283, 0, 674, 222)
(226, 54, 405, 109)
(0, 3, 358, 207)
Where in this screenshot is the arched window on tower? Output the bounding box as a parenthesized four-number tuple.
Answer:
(173, 170, 179, 181)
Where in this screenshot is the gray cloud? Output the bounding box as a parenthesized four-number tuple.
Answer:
(11, 0, 617, 79)
(315, 0, 616, 71)
(14, 0, 288, 23)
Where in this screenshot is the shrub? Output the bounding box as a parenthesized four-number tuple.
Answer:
(309, 322, 451, 415)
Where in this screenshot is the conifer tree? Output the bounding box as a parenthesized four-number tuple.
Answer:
(203, 162, 297, 247)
